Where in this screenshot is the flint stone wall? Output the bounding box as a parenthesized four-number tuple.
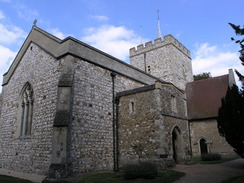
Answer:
(0, 41, 151, 176)
(0, 93, 2, 124)
(0, 43, 61, 175)
(69, 57, 145, 174)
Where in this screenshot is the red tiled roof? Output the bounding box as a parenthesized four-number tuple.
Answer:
(186, 75, 229, 120)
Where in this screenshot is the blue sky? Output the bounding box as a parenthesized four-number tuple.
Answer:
(0, 0, 243, 91)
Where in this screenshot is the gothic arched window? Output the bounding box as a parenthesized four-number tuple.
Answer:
(19, 82, 34, 136)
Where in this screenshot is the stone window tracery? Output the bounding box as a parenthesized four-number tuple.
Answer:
(19, 82, 34, 136)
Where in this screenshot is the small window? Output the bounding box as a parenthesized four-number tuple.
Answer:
(171, 95, 177, 112)
(129, 101, 135, 114)
(19, 82, 34, 136)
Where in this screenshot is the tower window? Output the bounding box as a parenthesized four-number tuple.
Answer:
(147, 65, 151, 74)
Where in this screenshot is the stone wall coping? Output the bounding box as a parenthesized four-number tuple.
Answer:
(2, 26, 165, 87)
(116, 80, 185, 99)
(161, 112, 188, 120)
(155, 81, 185, 95)
(117, 84, 156, 97)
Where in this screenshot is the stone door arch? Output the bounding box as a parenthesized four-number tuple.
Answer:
(172, 126, 184, 163)
(200, 138, 208, 155)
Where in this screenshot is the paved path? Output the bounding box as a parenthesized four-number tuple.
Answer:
(173, 158, 244, 183)
(0, 168, 45, 183)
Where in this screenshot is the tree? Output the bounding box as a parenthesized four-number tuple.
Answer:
(229, 23, 244, 89)
(217, 85, 244, 157)
(193, 72, 212, 81)
(217, 23, 244, 157)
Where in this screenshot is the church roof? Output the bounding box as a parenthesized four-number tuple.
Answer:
(186, 74, 230, 120)
(2, 26, 167, 87)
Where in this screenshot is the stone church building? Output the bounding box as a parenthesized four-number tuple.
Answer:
(0, 25, 234, 181)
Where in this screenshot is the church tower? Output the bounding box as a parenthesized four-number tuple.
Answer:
(130, 36, 193, 91)
(130, 15, 193, 91)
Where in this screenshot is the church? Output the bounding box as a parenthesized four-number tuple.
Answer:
(0, 25, 234, 182)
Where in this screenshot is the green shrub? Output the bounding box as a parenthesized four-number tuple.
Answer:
(201, 153, 222, 161)
(123, 162, 158, 180)
(140, 162, 158, 179)
(123, 163, 141, 179)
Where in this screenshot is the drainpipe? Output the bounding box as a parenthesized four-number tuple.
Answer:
(115, 96, 119, 171)
(111, 72, 118, 172)
(188, 121, 193, 157)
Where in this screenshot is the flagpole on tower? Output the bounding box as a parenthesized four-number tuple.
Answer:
(157, 9, 162, 39)
(140, 25, 143, 44)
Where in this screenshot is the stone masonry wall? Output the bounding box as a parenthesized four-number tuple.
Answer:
(157, 83, 187, 119)
(118, 88, 161, 164)
(130, 35, 193, 91)
(118, 83, 190, 166)
(0, 43, 61, 175)
(70, 57, 144, 174)
(163, 117, 190, 159)
(156, 83, 190, 158)
(190, 119, 234, 157)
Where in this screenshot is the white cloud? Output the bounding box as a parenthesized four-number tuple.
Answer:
(0, 21, 26, 92)
(82, 25, 143, 61)
(0, 10, 5, 19)
(15, 3, 38, 21)
(194, 43, 217, 58)
(0, 44, 16, 70)
(49, 28, 68, 40)
(192, 42, 244, 85)
(0, 44, 17, 92)
(0, 23, 26, 45)
(91, 15, 109, 22)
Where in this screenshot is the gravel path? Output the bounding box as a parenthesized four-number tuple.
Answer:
(173, 158, 244, 183)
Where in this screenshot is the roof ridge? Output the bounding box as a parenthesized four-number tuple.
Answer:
(190, 74, 228, 83)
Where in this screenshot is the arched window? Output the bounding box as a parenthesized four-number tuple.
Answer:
(19, 82, 34, 136)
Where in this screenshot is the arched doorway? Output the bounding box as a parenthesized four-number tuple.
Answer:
(172, 129, 178, 162)
(200, 138, 208, 155)
(172, 126, 184, 163)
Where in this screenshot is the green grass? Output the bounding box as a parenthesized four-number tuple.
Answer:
(222, 176, 244, 183)
(75, 170, 185, 183)
(192, 156, 239, 164)
(0, 174, 33, 183)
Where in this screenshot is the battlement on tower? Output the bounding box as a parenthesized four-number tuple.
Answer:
(130, 34, 191, 58)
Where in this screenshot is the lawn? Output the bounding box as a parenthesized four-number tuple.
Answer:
(75, 170, 185, 183)
(0, 174, 33, 183)
(222, 176, 244, 183)
(192, 156, 239, 164)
